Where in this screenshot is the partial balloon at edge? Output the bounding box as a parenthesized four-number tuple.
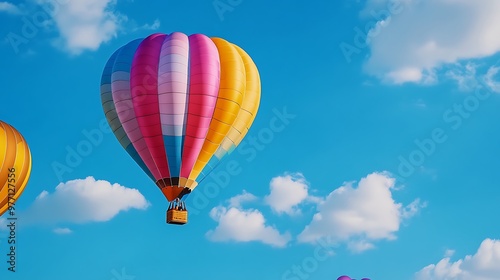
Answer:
(0, 121, 32, 217)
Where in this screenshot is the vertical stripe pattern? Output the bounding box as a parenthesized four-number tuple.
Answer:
(101, 32, 261, 202)
(0, 121, 32, 216)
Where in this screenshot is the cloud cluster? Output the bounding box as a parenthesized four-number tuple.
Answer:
(0, 1, 21, 14)
(415, 239, 500, 280)
(23, 176, 149, 225)
(207, 173, 315, 247)
(297, 172, 425, 252)
(53, 227, 72, 234)
(228, 190, 258, 208)
(38, 0, 124, 54)
(207, 172, 424, 251)
(362, 0, 500, 84)
(206, 206, 292, 248)
(5, 0, 160, 54)
(132, 18, 161, 31)
(264, 173, 312, 215)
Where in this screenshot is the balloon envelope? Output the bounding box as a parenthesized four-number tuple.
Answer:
(337, 276, 352, 280)
(101, 32, 260, 202)
(0, 121, 32, 216)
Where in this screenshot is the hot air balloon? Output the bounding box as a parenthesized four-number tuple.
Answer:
(100, 32, 260, 225)
(337, 276, 370, 280)
(0, 121, 32, 217)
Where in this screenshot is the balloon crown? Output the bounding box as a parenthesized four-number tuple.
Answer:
(337, 276, 371, 280)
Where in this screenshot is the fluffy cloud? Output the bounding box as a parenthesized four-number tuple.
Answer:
(53, 227, 72, 234)
(0, 1, 21, 14)
(23, 176, 149, 224)
(445, 63, 479, 92)
(207, 172, 423, 251)
(132, 18, 161, 31)
(297, 172, 425, 252)
(39, 0, 125, 54)
(361, 0, 500, 84)
(483, 66, 500, 93)
(415, 239, 500, 280)
(264, 173, 316, 215)
(207, 191, 291, 248)
(228, 190, 258, 208)
(445, 249, 456, 258)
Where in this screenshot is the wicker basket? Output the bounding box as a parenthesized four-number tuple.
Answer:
(167, 209, 188, 225)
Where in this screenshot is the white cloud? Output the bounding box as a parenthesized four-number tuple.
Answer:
(228, 190, 258, 208)
(23, 176, 149, 224)
(363, 0, 500, 84)
(415, 239, 500, 280)
(446, 63, 479, 91)
(445, 249, 456, 258)
(133, 18, 160, 31)
(483, 66, 500, 93)
(386, 67, 424, 84)
(206, 204, 291, 248)
(297, 172, 425, 252)
(39, 0, 125, 54)
(348, 239, 375, 253)
(402, 198, 427, 219)
(0, 2, 21, 14)
(36, 190, 49, 200)
(264, 173, 313, 215)
(53, 227, 72, 234)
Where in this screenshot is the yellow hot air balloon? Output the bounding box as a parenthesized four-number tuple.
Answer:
(0, 121, 32, 217)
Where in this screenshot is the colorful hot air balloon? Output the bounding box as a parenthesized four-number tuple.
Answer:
(100, 32, 260, 224)
(337, 276, 370, 280)
(0, 121, 32, 217)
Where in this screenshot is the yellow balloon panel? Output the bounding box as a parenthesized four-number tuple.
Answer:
(196, 140, 219, 162)
(228, 45, 261, 147)
(212, 107, 238, 125)
(214, 99, 241, 116)
(0, 121, 32, 217)
(187, 38, 246, 183)
(205, 126, 228, 145)
(189, 43, 261, 192)
(0, 140, 29, 211)
(217, 89, 244, 103)
(0, 125, 17, 185)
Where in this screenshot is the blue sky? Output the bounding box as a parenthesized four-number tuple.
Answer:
(2, 0, 500, 279)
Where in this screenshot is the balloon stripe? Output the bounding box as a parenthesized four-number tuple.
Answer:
(0, 131, 28, 214)
(186, 38, 246, 185)
(197, 44, 261, 186)
(0, 123, 17, 196)
(103, 50, 127, 142)
(179, 34, 220, 185)
(131, 34, 171, 181)
(158, 32, 189, 179)
(0, 124, 16, 212)
(0, 122, 31, 217)
(103, 39, 155, 180)
(0, 123, 7, 180)
(218, 45, 260, 152)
